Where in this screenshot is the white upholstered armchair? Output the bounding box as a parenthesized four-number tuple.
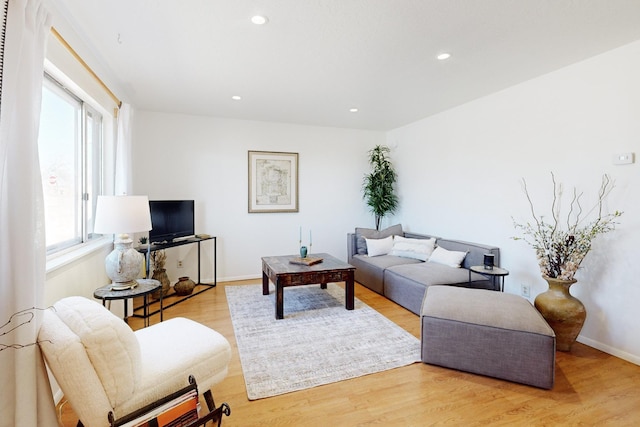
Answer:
(38, 296, 232, 427)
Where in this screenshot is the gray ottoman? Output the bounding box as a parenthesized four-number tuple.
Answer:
(421, 286, 555, 389)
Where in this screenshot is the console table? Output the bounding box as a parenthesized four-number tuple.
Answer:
(133, 236, 217, 319)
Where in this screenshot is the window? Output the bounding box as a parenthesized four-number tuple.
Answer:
(38, 74, 104, 254)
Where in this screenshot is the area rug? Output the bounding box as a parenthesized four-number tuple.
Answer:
(225, 283, 421, 400)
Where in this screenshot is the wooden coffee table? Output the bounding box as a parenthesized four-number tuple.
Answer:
(262, 253, 355, 319)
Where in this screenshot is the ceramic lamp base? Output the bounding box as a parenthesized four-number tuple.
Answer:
(110, 280, 138, 291)
(105, 237, 144, 287)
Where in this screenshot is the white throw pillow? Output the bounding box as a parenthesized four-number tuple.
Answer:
(389, 236, 436, 261)
(365, 235, 394, 257)
(428, 246, 467, 268)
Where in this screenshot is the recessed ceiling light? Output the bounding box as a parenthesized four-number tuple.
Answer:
(251, 15, 268, 25)
(232, 95, 242, 101)
(437, 52, 451, 61)
(349, 108, 359, 113)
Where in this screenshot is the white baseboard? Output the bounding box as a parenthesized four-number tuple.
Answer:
(578, 335, 640, 366)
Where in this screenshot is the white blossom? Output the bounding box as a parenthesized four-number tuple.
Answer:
(513, 174, 621, 281)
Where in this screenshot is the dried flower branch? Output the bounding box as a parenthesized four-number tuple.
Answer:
(0, 307, 53, 352)
(513, 173, 622, 280)
(151, 249, 167, 270)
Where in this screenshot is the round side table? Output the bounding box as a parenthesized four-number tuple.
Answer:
(94, 278, 162, 327)
(469, 265, 509, 292)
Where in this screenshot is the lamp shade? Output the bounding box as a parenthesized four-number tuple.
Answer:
(95, 195, 152, 290)
(94, 195, 152, 235)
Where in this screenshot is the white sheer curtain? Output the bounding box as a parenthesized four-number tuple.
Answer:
(0, 0, 58, 425)
(115, 102, 133, 195)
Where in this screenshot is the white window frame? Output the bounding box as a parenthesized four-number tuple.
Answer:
(42, 61, 117, 272)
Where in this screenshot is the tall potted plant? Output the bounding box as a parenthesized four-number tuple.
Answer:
(512, 173, 622, 351)
(362, 145, 399, 230)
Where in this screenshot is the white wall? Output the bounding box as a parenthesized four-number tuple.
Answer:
(44, 245, 112, 305)
(386, 40, 640, 364)
(132, 113, 382, 281)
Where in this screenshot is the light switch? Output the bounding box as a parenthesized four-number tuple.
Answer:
(612, 152, 635, 165)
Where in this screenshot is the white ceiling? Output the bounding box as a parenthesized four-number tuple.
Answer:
(54, 0, 640, 131)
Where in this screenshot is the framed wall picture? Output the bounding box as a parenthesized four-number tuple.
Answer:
(248, 150, 299, 213)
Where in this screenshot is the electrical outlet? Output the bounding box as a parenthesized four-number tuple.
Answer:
(521, 284, 530, 298)
(177, 260, 183, 268)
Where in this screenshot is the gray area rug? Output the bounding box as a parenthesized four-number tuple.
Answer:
(226, 283, 421, 400)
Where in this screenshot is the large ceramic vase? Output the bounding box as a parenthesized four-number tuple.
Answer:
(534, 276, 586, 352)
(151, 268, 170, 299)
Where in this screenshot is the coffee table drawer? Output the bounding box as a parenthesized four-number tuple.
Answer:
(283, 271, 348, 286)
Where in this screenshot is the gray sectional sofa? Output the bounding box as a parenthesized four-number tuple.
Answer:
(347, 226, 501, 314)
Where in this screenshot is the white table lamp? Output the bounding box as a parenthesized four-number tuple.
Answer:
(94, 195, 152, 290)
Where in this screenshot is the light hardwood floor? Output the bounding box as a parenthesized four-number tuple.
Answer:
(58, 280, 640, 426)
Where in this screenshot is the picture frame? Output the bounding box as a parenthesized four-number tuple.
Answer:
(248, 150, 299, 213)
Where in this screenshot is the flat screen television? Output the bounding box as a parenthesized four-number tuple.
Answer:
(148, 200, 195, 243)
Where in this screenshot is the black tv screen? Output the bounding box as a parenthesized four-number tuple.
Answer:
(149, 200, 195, 243)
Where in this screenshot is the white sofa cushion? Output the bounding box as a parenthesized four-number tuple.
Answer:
(355, 224, 403, 255)
(39, 308, 115, 427)
(52, 297, 142, 409)
(428, 246, 467, 268)
(365, 235, 394, 256)
(389, 236, 436, 261)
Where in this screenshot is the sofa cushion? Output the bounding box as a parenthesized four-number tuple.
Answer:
(387, 262, 490, 288)
(435, 238, 499, 269)
(365, 235, 394, 256)
(428, 246, 467, 268)
(355, 224, 403, 255)
(122, 318, 232, 417)
(51, 296, 141, 409)
(383, 263, 493, 314)
(351, 253, 421, 294)
(389, 236, 436, 261)
(39, 307, 115, 427)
